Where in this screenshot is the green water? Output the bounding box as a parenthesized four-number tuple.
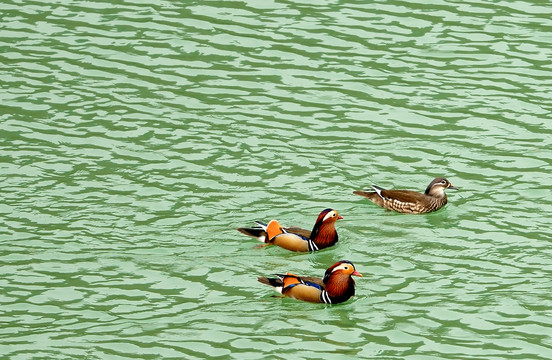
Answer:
(1, 0, 551, 358)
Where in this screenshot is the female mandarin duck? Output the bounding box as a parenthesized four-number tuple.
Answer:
(353, 177, 458, 214)
(258, 260, 362, 304)
(237, 208, 342, 252)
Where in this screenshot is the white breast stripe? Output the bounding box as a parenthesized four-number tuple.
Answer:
(321, 290, 332, 304)
(308, 240, 319, 252)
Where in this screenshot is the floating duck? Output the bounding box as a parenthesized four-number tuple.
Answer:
(237, 208, 342, 252)
(353, 177, 457, 214)
(258, 260, 362, 304)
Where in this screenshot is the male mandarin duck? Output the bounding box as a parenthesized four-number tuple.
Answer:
(353, 177, 458, 214)
(258, 260, 362, 304)
(237, 208, 342, 252)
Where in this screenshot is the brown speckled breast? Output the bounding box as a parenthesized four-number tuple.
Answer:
(383, 196, 447, 214)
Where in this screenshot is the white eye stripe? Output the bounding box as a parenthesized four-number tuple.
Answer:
(332, 264, 353, 272)
(321, 290, 332, 304)
(322, 211, 339, 222)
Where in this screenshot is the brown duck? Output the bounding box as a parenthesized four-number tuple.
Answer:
(258, 260, 362, 304)
(353, 177, 458, 214)
(237, 208, 342, 252)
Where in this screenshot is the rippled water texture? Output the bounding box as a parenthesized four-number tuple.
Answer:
(1, 0, 551, 358)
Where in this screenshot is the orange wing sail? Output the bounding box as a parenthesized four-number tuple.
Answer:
(265, 220, 285, 240)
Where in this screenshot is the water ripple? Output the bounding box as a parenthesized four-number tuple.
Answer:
(2, 0, 552, 358)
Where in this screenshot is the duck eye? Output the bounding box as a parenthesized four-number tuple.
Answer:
(441, 180, 446, 184)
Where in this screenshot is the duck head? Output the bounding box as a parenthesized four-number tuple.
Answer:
(310, 208, 343, 246)
(323, 260, 362, 284)
(425, 177, 458, 198)
(322, 260, 362, 303)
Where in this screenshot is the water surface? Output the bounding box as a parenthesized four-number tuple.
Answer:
(1, 0, 551, 359)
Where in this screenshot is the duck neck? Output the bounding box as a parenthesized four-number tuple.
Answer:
(311, 222, 338, 248)
(324, 273, 355, 303)
(426, 187, 447, 199)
